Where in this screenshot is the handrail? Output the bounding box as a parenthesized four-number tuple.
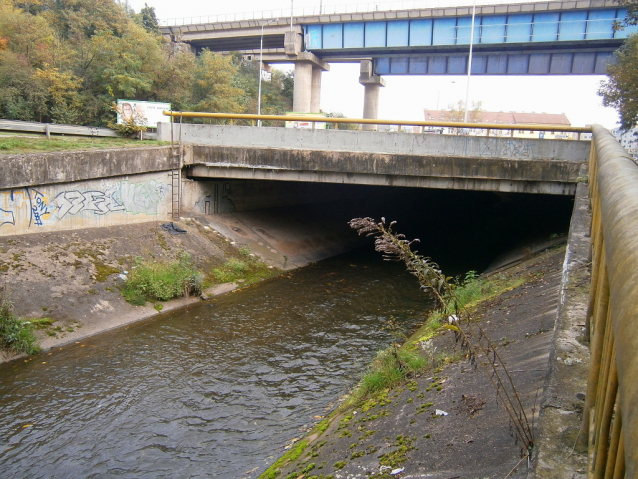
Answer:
(582, 124, 638, 477)
(162, 111, 592, 134)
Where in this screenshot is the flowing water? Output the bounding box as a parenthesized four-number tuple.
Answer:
(0, 249, 433, 479)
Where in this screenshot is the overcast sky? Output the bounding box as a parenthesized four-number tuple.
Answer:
(125, 0, 621, 128)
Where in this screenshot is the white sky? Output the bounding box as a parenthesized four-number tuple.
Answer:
(125, 0, 621, 128)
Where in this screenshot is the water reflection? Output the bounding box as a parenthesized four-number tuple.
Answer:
(0, 250, 430, 478)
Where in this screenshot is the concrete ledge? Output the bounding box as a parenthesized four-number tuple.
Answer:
(0, 147, 175, 189)
(530, 165, 591, 477)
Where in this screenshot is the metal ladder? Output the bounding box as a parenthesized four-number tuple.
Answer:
(170, 114, 182, 220)
(171, 163, 180, 219)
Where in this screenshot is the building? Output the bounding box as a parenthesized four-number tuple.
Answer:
(612, 128, 638, 159)
(423, 109, 573, 139)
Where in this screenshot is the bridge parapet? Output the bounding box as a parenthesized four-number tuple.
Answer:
(157, 123, 589, 161)
(577, 125, 638, 477)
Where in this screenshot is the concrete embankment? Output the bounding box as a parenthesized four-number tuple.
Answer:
(259, 177, 592, 479)
(0, 206, 362, 364)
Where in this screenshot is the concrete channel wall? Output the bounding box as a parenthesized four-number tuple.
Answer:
(157, 123, 591, 162)
(0, 148, 175, 237)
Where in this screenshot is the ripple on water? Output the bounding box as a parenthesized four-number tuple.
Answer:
(0, 251, 430, 478)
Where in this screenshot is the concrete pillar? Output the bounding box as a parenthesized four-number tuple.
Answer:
(310, 66, 322, 113)
(293, 62, 313, 113)
(359, 60, 385, 131)
(362, 82, 382, 130)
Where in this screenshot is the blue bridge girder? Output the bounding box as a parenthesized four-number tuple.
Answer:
(303, 6, 638, 75)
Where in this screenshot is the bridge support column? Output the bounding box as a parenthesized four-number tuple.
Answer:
(310, 66, 322, 113)
(293, 62, 313, 113)
(285, 32, 329, 113)
(359, 60, 385, 131)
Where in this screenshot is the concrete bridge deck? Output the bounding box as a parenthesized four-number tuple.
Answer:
(159, 124, 590, 196)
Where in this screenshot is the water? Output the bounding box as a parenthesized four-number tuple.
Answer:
(0, 249, 431, 478)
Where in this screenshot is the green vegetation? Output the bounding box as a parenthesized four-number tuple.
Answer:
(121, 252, 203, 305)
(212, 253, 276, 285)
(0, 0, 292, 128)
(359, 345, 428, 398)
(350, 217, 535, 457)
(0, 298, 40, 355)
(0, 133, 169, 154)
(599, 33, 638, 130)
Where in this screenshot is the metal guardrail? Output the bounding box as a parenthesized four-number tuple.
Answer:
(0, 119, 157, 140)
(581, 124, 638, 478)
(162, 111, 592, 136)
(159, 0, 496, 26)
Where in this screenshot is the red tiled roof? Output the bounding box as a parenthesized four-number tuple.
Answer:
(423, 109, 571, 126)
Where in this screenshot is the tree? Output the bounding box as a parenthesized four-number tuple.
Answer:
(138, 3, 160, 35)
(598, 34, 638, 130)
(440, 100, 484, 134)
(614, 0, 638, 28)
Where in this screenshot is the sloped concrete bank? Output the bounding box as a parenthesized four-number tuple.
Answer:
(0, 202, 370, 364)
(258, 180, 592, 479)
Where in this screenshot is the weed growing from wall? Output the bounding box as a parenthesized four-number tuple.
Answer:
(349, 217, 535, 457)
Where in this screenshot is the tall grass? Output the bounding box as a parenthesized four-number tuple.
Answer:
(0, 299, 41, 355)
(359, 345, 428, 397)
(121, 252, 203, 305)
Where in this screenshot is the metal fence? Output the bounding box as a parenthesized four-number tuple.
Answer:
(0, 119, 157, 140)
(160, 0, 527, 26)
(581, 124, 638, 478)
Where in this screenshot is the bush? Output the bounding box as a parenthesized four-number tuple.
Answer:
(121, 252, 203, 304)
(0, 299, 41, 355)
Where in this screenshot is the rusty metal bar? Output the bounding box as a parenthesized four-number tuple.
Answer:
(592, 343, 617, 478)
(584, 125, 638, 477)
(162, 110, 593, 134)
(605, 403, 622, 479)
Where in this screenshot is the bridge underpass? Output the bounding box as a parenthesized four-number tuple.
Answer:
(185, 178, 575, 273)
(165, 124, 587, 271)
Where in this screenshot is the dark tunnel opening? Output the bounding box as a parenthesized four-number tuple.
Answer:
(195, 179, 575, 275)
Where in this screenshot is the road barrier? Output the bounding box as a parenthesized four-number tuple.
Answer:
(0, 119, 157, 140)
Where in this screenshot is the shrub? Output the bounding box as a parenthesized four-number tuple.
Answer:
(0, 299, 41, 355)
(121, 252, 203, 304)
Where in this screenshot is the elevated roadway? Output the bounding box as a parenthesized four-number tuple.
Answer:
(160, 0, 637, 124)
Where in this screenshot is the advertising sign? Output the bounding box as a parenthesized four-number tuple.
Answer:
(116, 100, 171, 128)
(284, 112, 326, 129)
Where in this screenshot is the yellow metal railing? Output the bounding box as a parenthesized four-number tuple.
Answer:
(162, 111, 592, 136)
(581, 124, 638, 478)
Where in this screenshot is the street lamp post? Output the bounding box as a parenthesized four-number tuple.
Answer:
(463, 0, 477, 124)
(258, 18, 278, 127)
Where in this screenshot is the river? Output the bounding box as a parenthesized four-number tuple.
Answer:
(0, 248, 433, 478)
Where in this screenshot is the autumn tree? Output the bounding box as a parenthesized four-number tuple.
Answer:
(0, 0, 292, 127)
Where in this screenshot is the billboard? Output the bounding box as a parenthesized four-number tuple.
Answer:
(285, 112, 326, 129)
(116, 100, 171, 128)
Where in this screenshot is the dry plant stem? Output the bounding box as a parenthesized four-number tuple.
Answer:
(349, 217, 534, 452)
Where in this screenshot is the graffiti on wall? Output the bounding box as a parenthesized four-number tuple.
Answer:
(479, 138, 534, 159)
(0, 179, 170, 230)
